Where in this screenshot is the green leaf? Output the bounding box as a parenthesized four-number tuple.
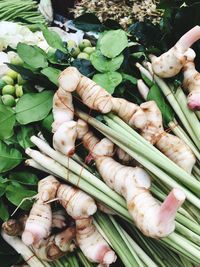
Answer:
(41, 112, 53, 132)
(90, 50, 124, 73)
(99, 30, 128, 58)
(147, 84, 174, 125)
(15, 91, 54, 124)
(72, 59, 95, 77)
(17, 43, 48, 69)
(41, 67, 61, 85)
(41, 26, 67, 53)
(122, 73, 137, 85)
(0, 141, 22, 173)
(0, 183, 6, 198)
(6, 181, 36, 210)
(9, 171, 38, 185)
(93, 72, 122, 94)
(17, 126, 35, 149)
(73, 13, 104, 32)
(0, 104, 15, 140)
(0, 200, 9, 221)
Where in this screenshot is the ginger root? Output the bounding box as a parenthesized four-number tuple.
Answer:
(183, 61, 200, 110)
(151, 26, 200, 77)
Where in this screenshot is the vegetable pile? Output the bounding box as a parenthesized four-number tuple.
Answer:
(1, 1, 200, 267)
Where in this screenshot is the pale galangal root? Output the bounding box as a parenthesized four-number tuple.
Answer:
(136, 83, 196, 173)
(150, 26, 200, 77)
(81, 128, 185, 238)
(76, 217, 117, 265)
(183, 61, 200, 110)
(22, 176, 60, 246)
(33, 226, 76, 261)
(52, 87, 77, 156)
(57, 184, 97, 219)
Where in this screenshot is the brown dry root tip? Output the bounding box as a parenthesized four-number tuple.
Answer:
(76, 217, 117, 265)
(97, 203, 115, 215)
(116, 148, 133, 164)
(112, 97, 147, 129)
(53, 121, 77, 156)
(87, 138, 185, 237)
(137, 79, 149, 100)
(52, 88, 74, 133)
(150, 26, 200, 78)
(59, 67, 81, 92)
(183, 61, 200, 110)
(156, 132, 196, 174)
(52, 210, 68, 229)
(76, 76, 113, 113)
(22, 202, 52, 246)
(38, 176, 60, 202)
(2, 215, 28, 236)
(57, 184, 97, 219)
(33, 226, 76, 261)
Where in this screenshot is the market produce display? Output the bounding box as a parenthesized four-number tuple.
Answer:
(1, 1, 200, 267)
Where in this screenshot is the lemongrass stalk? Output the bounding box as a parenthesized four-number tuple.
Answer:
(103, 114, 200, 196)
(94, 212, 140, 267)
(66, 253, 79, 267)
(180, 256, 194, 267)
(119, 227, 158, 267)
(196, 111, 200, 120)
(77, 111, 200, 205)
(169, 120, 200, 161)
(25, 148, 131, 222)
(76, 250, 96, 267)
(30, 136, 126, 208)
(175, 87, 200, 143)
(153, 76, 200, 149)
(108, 216, 145, 267)
(1, 231, 45, 267)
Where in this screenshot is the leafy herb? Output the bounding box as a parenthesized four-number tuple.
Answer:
(0, 105, 15, 140)
(90, 50, 124, 72)
(41, 26, 67, 53)
(0, 200, 9, 221)
(41, 112, 53, 132)
(17, 43, 48, 69)
(72, 59, 95, 77)
(0, 141, 23, 173)
(15, 91, 54, 124)
(5, 181, 36, 210)
(16, 125, 36, 149)
(73, 13, 104, 32)
(122, 73, 137, 85)
(93, 72, 122, 94)
(9, 171, 38, 185)
(147, 84, 174, 125)
(99, 30, 128, 58)
(41, 67, 61, 85)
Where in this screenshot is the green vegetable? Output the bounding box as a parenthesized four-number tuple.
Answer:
(71, 47, 81, 58)
(41, 67, 61, 85)
(41, 26, 67, 53)
(79, 39, 92, 50)
(15, 90, 53, 124)
(10, 54, 23, 66)
(9, 171, 38, 185)
(93, 72, 122, 94)
(17, 74, 26, 85)
(0, 104, 15, 140)
(0, 141, 22, 173)
(0, 80, 7, 90)
(1, 95, 15, 107)
(17, 125, 35, 149)
(41, 112, 53, 132)
(2, 85, 15, 96)
(17, 43, 48, 69)
(6, 181, 36, 210)
(99, 30, 128, 58)
(15, 85, 23, 98)
(2, 76, 14, 85)
(83, 47, 95, 55)
(77, 52, 90, 60)
(6, 70, 18, 80)
(90, 50, 124, 72)
(0, 200, 9, 221)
